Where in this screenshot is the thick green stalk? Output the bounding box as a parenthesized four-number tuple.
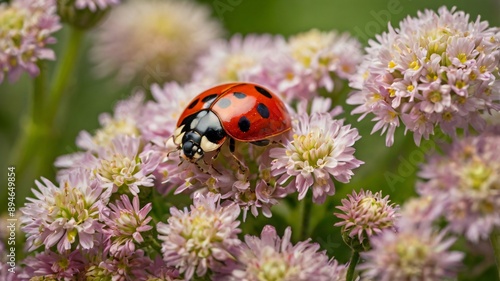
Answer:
(346, 250, 360, 281)
(33, 61, 47, 125)
(6, 61, 50, 206)
(45, 27, 84, 126)
(299, 197, 313, 240)
(8, 61, 48, 172)
(34, 27, 85, 178)
(490, 228, 500, 279)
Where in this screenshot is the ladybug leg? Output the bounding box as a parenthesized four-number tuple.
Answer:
(211, 148, 221, 161)
(194, 161, 208, 174)
(229, 138, 248, 174)
(203, 155, 222, 175)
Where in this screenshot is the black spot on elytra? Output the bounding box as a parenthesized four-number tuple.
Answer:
(257, 103, 269, 118)
(202, 94, 218, 103)
(255, 86, 272, 99)
(238, 116, 251, 132)
(187, 98, 199, 109)
(233, 92, 246, 99)
(217, 98, 231, 108)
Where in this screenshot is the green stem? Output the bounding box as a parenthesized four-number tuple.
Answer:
(300, 197, 313, 240)
(146, 232, 163, 255)
(346, 250, 360, 281)
(33, 27, 85, 179)
(8, 61, 48, 171)
(45, 27, 84, 126)
(33, 61, 47, 124)
(490, 228, 500, 279)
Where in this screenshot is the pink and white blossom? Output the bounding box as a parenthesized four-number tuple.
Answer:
(348, 6, 500, 146)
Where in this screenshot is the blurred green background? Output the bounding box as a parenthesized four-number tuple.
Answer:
(1, 0, 499, 279)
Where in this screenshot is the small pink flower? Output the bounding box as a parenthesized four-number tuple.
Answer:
(58, 135, 161, 196)
(21, 169, 107, 253)
(417, 131, 500, 242)
(359, 218, 464, 280)
(20, 250, 86, 280)
(334, 189, 399, 248)
(91, 250, 153, 281)
(157, 193, 241, 280)
(101, 195, 153, 258)
(228, 225, 346, 281)
(270, 110, 363, 204)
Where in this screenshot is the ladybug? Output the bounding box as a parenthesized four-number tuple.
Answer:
(173, 82, 291, 162)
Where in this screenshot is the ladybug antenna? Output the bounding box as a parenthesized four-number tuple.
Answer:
(202, 158, 222, 176)
(165, 135, 180, 160)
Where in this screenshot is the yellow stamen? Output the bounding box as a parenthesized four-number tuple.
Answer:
(409, 60, 420, 70)
(457, 53, 467, 64)
(389, 89, 396, 97)
(429, 91, 442, 103)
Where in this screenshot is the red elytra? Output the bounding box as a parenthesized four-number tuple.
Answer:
(177, 82, 291, 142)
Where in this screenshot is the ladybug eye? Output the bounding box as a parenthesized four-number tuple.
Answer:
(197, 148, 202, 153)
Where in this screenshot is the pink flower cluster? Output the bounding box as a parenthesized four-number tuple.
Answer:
(348, 6, 500, 146)
(417, 130, 500, 242)
(0, 0, 61, 83)
(19, 170, 175, 280)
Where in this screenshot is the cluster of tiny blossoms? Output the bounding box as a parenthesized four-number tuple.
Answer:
(417, 129, 500, 242)
(348, 6, 500, 146)
(19, 168, 176, 280)
(359, 217, 464, 280)
(0, 0, 61, 83)
(227, 225, 347, 281)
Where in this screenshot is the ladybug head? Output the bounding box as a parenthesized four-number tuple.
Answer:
(181, 131, 204, 161)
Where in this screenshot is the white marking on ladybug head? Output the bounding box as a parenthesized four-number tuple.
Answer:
(165, 135, 177, 149)
(190, 117, 200, 129)
(200, 136, 223, 152)
(173, 125, 185, 145)
(193, 151, 203, 160)
(181, 151, 203, 161)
